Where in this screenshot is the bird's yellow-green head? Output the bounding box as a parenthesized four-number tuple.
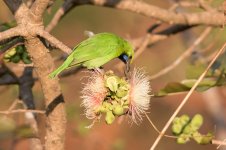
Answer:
(125, 42, 134, 63)
(119, 40, 134, 65)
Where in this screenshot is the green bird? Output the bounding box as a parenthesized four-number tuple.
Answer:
(49, 32, 134, 78)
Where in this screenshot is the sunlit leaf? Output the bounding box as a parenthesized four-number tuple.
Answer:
(155, 82, 190, 96)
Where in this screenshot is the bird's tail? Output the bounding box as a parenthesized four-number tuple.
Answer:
(49, 56, 74, 79)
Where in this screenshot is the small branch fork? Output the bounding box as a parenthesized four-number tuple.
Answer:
(150, 42, 226, 150)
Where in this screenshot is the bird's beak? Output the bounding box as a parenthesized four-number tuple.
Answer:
(125, 58, 131, 73)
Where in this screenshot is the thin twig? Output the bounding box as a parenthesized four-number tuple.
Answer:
(216, 139, 226, 149)
(46, 0, 75, 32)
(0, 109, 45, 115)
(144, 112, 177, 139)
(0, 27, 22, 42)
(7, 99, 21, 112)
(149, 27, 212, 80)
(150, 42, 226, 150)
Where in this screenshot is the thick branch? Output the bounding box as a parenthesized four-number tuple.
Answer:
(25, 36, 66, 150)
(31, 0, 51, 18)
(19, 67, 35, 109)
(0, 64, 19, 85)
(0, 74, 18, 85)
(74, 0, 224, 26)
(0, 27, 22, 42)
(0, 38, 24, 53)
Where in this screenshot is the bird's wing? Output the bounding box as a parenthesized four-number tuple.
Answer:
(69, 37, 121, 67)
(82, 52, 117, 69)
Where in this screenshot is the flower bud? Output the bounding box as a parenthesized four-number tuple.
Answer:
(113, 105, 124, 116)
(105, 111, 115, 125)
(105, 76, 119, 92)
(7, 48, 17, 56)
(177, 134, 190, 144)
(190, 114, 203, 131)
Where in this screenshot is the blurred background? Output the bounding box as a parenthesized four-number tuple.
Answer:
(0, 0, 226, 150)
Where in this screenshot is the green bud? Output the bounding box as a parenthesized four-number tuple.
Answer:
(123, 105, 129, 109)
(180, 115, 190, 125)
(172, 124, 183, 135)
(16, 45, 25, 54)
(192, 132, 213, 145)
(7, 48, 17, 56)
(113, 105, 124, 116)
(177, 134, 190, 144)
(105, 76, 119, 92)
(10, 55, 20, 63)
(116, 88, 128, 98)
(102, 102, 111, 111)
(190, 114, 203, 131)
(172, 117, 180, 124)
(105, 111, 115, 125)
(123, 99, 129, 105)
(3, 58, 10, 62)
(193, 131, 203, 144)
(4, 53, 12, 59)
(22, 52, 32, 64)
(96, 106, 107, 114)
(183, 124, 193, 134)
(119, 80, 129, 89)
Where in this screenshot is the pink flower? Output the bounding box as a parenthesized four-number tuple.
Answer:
(81, 70, 107, 119)
(81, 68, 151, 125)
(128, 68, 151, 124)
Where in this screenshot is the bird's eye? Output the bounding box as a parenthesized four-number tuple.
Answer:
(122, 54, 129, 61)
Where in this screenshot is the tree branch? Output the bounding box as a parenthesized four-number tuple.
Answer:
(31, 0, 51, 18)
(0, 27, 22, 42)
(0, 109, 45, 115)
(36, 29, 72, 54)
(74, 0, 224, 26)
(19, 67, 35, 109)
(46, 0, 75, 32)
(0, 37, 24, 53)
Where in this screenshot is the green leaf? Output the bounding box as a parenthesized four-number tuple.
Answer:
(155, 82, 190, 96)
(186, 63, 207, 79)
(182, 78, 216, 92)
(155, 78, 219, 97)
